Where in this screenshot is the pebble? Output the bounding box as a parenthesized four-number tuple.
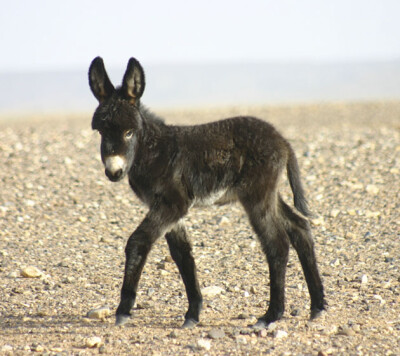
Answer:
(366, 184, 379, 195)
(85, 336, 102, 348)
(31, 344, 44, 352)
(208, 328, 225, 339)
(337, 327, 355, 336)
(365, 210, 381, 218)
(258, 329, 268, 338)
(7, 271, 19, 278)
(1, 345, 13, 353)
(147, 287, 156, 296)
(196, 338, 211, 351)
(320, 324, 338, 336)
(201, 285, 225, 298)
(87, 306, 111, 320)
(360, 274, 368, 285)
(311, 216, 324, 226)
(235, 335, 248, 344)
(330, 209, 340, 218)
(21, 266, 42, 278)
(290, 308, 300, 317)
(373, 294, 385, 304)
(273, 330, 288, 339)
(24, 199, 36, 207)
(164, 255, 174, 263)
(168, 331, 178, 338)
(99, 345, 107, 354)
(218, 216, 230, 226)
(237, 312, 249, 320)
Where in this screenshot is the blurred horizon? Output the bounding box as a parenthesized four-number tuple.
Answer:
(1, 58, 399, 116)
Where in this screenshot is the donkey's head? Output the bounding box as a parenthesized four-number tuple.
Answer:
(89, 57, 145, 182)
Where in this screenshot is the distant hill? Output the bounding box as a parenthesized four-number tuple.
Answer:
(1, 60, 399, 115)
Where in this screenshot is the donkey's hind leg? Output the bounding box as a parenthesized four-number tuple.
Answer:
(241, 198, 290, 329)
(165, 223, 203, 329)
(279, 196, 326, 319)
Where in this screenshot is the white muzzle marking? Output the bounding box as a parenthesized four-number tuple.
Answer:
(105, 155, 127, 174)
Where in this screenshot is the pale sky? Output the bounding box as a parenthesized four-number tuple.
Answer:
(1, 0, 400, 72)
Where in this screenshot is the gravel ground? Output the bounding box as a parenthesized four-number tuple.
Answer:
(0, 101, 399, 355)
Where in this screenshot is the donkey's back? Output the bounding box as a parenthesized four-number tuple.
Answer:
(167, 116, 293, 208)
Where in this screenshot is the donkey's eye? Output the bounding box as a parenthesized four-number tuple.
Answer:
(125, 130, 134, 139)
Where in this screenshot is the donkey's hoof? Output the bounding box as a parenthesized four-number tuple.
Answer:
(182, 318, 198, 329)
(115, 314, 130, 326)
(310, 308, 325, 320)
(251, 319, 269, 330)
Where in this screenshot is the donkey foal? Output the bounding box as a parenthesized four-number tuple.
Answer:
(88, 57, 326, 329)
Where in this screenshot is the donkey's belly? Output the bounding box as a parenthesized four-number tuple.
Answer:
(192, 188, 237, 207)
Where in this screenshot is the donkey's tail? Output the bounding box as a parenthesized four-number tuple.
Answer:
(286, 146, 311, 217)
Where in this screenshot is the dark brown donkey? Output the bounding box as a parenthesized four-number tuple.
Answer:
(88, 57, 326, 329)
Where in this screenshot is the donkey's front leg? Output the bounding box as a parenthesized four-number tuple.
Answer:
(115, 214, 173, 326)
(115, 218, 155, 326)
(165, 223, 202, 329)
(115, 192, 189, 326)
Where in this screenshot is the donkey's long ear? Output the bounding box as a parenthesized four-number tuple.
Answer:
(122, 58, 145, 103)
(88, 57, 115, 103)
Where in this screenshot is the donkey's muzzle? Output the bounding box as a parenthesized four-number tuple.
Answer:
(104, 155, 127, 182)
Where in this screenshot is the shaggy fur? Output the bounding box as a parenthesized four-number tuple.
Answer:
(88, 57, 326, 329)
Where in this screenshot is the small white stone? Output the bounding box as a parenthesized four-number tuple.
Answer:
(201, 286, 225, 298)
(219, 216, 230, 226)
(21, 266, 42, 278)
(373, 294, 385, 304)
(196, 338, 211, 351)
(273, 330, 288, 339)
(87, 307, 111, 320)
(365, 210, 381, 218)
(24, 199, 36, 207)
(330, 209, 340, 218)
(1, 345, 13, 353)
(361, 274, 368, 285)
(85, 336, 102, 348)
(347, 209, 357, 216)
(311, 216, 324, 226)
(366, 184, 379, 195)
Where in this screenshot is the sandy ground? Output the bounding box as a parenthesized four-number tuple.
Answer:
(0, 102, 399, 355)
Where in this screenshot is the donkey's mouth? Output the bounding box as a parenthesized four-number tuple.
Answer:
(105, 168, 125, 182)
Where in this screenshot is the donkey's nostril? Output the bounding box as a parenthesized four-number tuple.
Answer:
(114, 169, 123, 178)
(105, 168, 123, 181)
